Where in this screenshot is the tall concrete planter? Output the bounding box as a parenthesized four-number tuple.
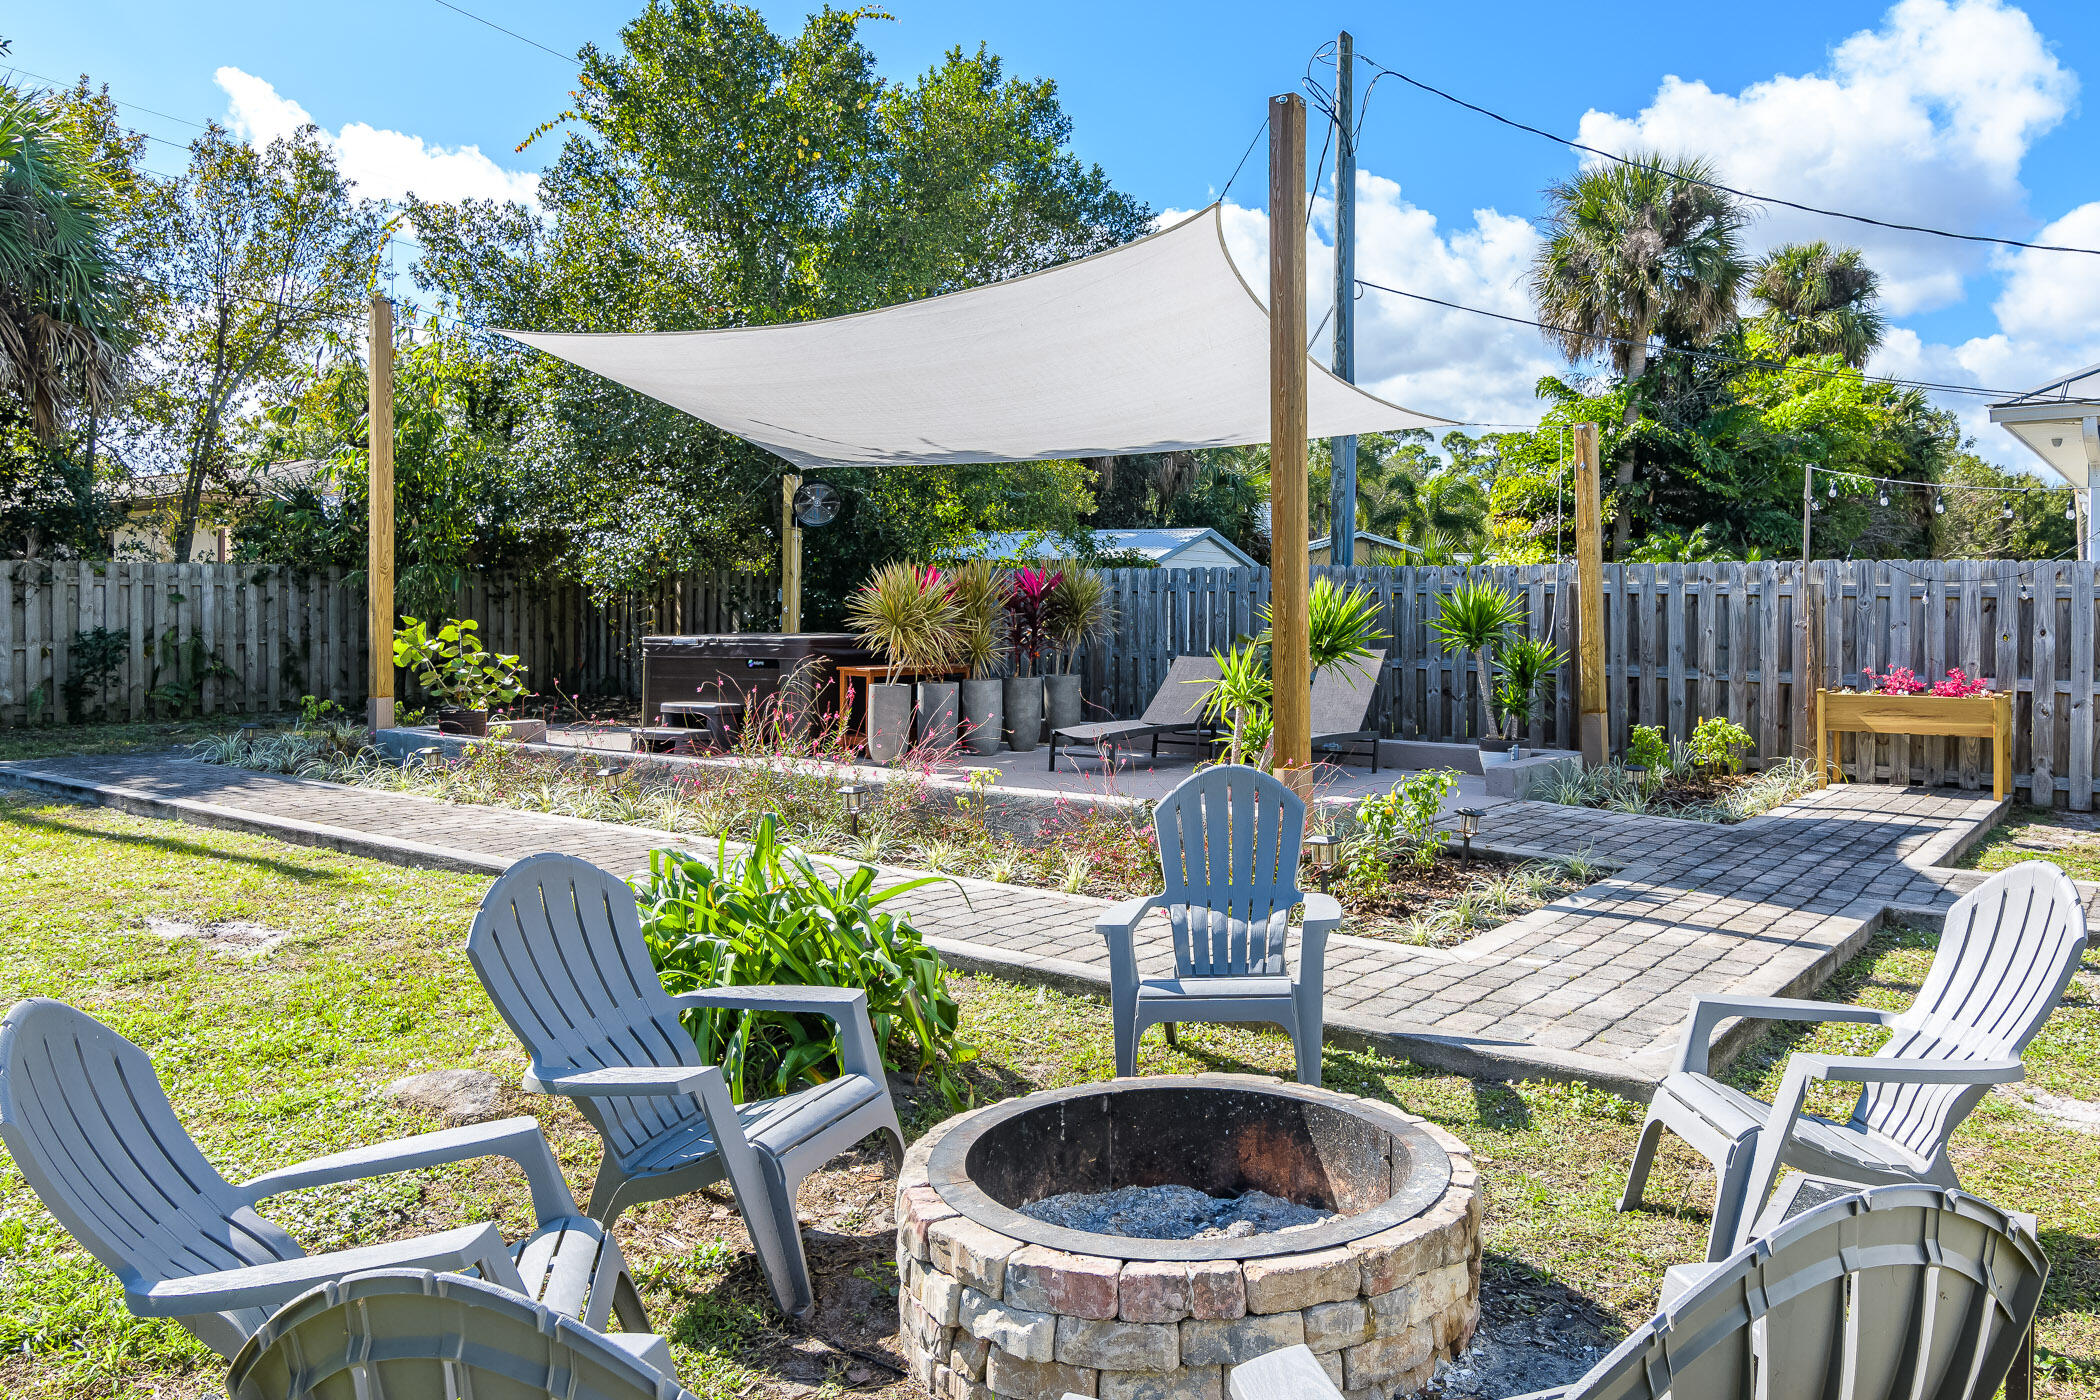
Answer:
(960, 677, 1004, 756)
(1042, 673, 1082, 738)
(917, 680, 960, 752)
(1002, 676, 1043, 753)
(865, 681, 914, 765)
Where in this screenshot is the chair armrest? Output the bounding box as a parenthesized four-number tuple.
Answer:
(1098, 895, 1163, 1006)
(1784, 1053, 2025, 1087)
(129, 1222, 525, 1318)
(524, 1063, 726, 1099)
(1676, 995, 1895, 1075)
(671, 986, 883, 1080)
(240, 1117, 575, 1226)
(1297, 892, 1340, 986)
(1095, 894, 1163, 939)
(1658, 1261, 1720, 1311)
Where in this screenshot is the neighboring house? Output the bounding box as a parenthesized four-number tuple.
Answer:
(1308, 532, 1419, 566)
(115, 459, 328, 561)
(963, 527, 1258, 571)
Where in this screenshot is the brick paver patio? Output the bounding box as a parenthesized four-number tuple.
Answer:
(0, 751, 2018, 1097)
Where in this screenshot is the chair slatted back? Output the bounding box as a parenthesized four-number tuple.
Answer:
(1152, 765, 1306, 978)
(1308, 651, 1386, 736)
(0, 998, 302, 1346)
(1859, 861, 2085, 1158)
(1570, 1186, 2045, 1400)
(228, 1268, 692, 1400)
(469, 854, 706, 1163)
(1138, 656, 1223, 727)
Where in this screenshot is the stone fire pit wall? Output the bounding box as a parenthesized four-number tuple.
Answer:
(895, 1076, 1482, 1400)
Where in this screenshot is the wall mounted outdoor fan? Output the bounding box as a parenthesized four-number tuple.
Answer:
(793, 480, 841, 527)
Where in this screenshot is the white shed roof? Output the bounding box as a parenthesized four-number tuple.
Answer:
(1989, 362, 2100, 489)
(500, 205, 1448, 470)
(966, 527, 1258, 569)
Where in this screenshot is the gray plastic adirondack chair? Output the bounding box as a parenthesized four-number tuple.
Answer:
(0, 998, 642, 1360)
(229, 1268, 687, 1400)
(1210, 1185, 2046, 1400)
(1098, 764, 1338, 1085)
(468, 851, 906, 1317)
(1622, 859, 2086, 1260)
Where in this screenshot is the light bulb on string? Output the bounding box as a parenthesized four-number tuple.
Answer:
(1827, 480, 1837, 499)
(2002, 503, 2015, 520)
(1933, 494, 1946, 515)
(1878, 491, 1889, 507)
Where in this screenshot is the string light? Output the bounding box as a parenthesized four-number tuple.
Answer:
(1827, 481, 1838, 499)
(1934, 497, 1946, 514)
(2003, 503, 2016, 520)
(1878, 491, 1890, 506)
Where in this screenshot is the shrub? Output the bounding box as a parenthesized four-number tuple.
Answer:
(1689, 715, 1754, 774)
(1351, 768, 1460, 870)
(1625, 724, 1669, 771)
(392, 617, 529, 711)
(631, 816, 974, 1102)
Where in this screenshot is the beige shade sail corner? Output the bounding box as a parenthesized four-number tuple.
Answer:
(499, 204, 1450, 470)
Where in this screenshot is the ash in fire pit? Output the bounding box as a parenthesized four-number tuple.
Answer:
(1022, 1183, 1337, 1239)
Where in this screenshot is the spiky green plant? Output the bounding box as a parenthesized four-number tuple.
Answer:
(1259, 578, 1384, 677)
(846, 562, 965, 683)
(1494, 634, 1565, 741)
(1430, 578, 1524, 738)
(1042, 564, 1114, 675)
(1200, 639, 1274, 767)
(947, 559, 1012, 679)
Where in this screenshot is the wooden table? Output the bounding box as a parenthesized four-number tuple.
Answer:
(833, 664, 966, 738)
(1817, 689, 2013, 799)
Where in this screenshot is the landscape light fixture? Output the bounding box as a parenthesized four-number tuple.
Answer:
(1878, 491, 1890, 506)
(1453, 808, 1484, 865)
(840, 783, 872, 836)
(1303, 833, 1342, 887)
(596, 766, 618, 780)
(413, 746, 442, 769)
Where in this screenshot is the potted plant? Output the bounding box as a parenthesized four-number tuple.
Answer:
(1001, 567, 1059, 751)
(950, 561, 1012, 755)
(1429, 576, 1524, 740)
(1493, 635, 1564, 760)
(845, 562, 963, 764)
(1041, 564, 1114, 738)
(392, 616, 529, 737)
(1819, 666, 2010, 798)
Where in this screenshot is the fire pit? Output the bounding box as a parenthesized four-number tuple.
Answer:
(896, 1075, 1481, 1400)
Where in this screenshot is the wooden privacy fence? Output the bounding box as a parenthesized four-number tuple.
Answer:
(0, 562, 774, 726)
(1080, 560, 2100, 808)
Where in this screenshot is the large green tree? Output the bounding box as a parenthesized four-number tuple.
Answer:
(409, 1, 1151, 617)
(1528, 154, 1749, 557)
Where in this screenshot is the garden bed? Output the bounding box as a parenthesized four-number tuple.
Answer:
(1336, 853, 1596, 947)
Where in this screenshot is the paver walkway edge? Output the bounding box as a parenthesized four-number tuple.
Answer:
(0, 751, 2047, 1103)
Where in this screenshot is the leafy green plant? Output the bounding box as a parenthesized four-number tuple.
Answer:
(392, 617, 529, 711)
(846, 563, 965, 684)
(1200, 640, 1273, 767)
(947, 559, 1012, 679)
(146, 626, 237, 718)
(1351, 768, 1460, 869)
(62, 626, 128, 722)
(299, 694, 344, 725)
(1042, 564, 1114, 675)
(1625, 724, 1669, 772)
(1493, 635, 1564, 741)
(631, 816, 975, 1103)
(1430, 578, 1524, 737)
(1259, 578, 1383, 677)
(1690, 715, 1754, 773)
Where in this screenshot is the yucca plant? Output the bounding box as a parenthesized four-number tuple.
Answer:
(845, 562, 965, 683)
(1042, 564, 1114, 675)
(1257, 578, 1383, 677)
(1200, 639, 1274, 767)
(632, 815, 975, 1103)
(1430, 577, 1524, 738)
(1494, 634, 1565, 744)
(947, 559, 1013, 679)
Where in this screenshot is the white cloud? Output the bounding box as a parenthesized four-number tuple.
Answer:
(1574, 0, 2075, 316)
(1166, 171, 1561, 432)
(216, 67, 540, 210)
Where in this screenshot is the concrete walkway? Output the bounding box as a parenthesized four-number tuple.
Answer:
(0, 750, 2017, 1098)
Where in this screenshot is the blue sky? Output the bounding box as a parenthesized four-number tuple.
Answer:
(9, 0, 2099, 466)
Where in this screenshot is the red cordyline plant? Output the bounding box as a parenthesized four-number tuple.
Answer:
(1004, 567, 1062, 677)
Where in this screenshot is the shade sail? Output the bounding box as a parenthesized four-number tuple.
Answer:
(500, 205, 1449, 470)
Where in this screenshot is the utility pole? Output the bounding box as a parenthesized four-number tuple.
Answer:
(781, 473, 803, 633)
(1270, 92, 1311, 773)
(1797, 465, 1817, 757)
(1572, 423, 1605, 767)
(366, 293, 395, 732)
(1327, 31, 1357, 568)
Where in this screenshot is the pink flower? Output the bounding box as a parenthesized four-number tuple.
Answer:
(1929, 667, 1988, 697)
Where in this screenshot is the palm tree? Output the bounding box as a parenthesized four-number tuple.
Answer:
(1529, 154, 1749, 558)
(1356, 432, 1489, 553)
(0, 80, 121, 443)
(1747, 241, 1885, 367)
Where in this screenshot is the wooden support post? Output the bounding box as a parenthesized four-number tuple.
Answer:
(1572, 422, 1606, 767)
(781, 473, 803, 633)
(1269, 93, 1310, 771)
(1327, 30, 1357, 568)
(1797, 466, 1816, 757)
(366, 293, 394, 731)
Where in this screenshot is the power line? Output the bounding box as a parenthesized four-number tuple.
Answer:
(1218, 115, 1268, 203)
(1353, 53, 2100, 260)
(425, 0, 578, 65)
(1353, 275, 2025, 401)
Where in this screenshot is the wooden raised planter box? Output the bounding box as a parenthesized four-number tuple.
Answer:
(1816, 688, 2013, 799)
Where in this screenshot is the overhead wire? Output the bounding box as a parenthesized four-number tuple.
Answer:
(424, 0, 579, 65)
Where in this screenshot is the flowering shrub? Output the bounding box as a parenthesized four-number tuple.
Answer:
(1930, 667, 1990, 697)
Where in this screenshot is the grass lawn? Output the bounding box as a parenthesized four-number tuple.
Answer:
(1, 793, 2095, 1398)
(0, 715, 258, 765)
(1963, 803, 2100, 883)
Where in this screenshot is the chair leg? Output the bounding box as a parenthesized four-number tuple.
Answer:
(1048, 737, 1057, 772)
(1293, 1022, 1322, 1087)
(1618, 1114, 1666, 1213)
(1116, 1000, 1145, 1077)
(611, 1271, 651, 1333)
(1715, 1130, 1767, 1259)
(756, 1155, 817, 1317)
(586, 1161, 634, 1228)
(1163, 1022, 1178, 1047)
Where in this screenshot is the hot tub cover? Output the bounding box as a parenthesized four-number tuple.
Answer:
(501, 205, 1449, 470)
